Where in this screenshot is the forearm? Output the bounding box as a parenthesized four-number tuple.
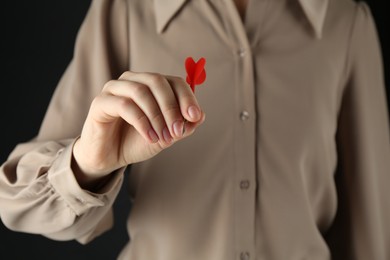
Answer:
(0, 138, 124, 241)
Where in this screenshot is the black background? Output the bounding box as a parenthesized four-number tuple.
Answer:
(0, 1, 130, 259)
(0, 1, 388, 259)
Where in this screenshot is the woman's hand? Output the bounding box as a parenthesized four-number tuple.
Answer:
(72, 71, 205, 187)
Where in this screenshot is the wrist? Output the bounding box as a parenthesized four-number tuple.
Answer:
(72, 138, 112, 191)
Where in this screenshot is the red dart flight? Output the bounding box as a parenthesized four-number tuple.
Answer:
(185, 57, 206, 93)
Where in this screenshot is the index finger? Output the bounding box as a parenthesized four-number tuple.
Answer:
(166, 76, 203, 123)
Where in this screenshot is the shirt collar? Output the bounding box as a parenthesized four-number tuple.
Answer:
(154, 0, 329, 38)
(298, 0, 329, 38)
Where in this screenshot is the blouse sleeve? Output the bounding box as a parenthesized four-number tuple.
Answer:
(0, 0, 129, 244)
(329, 2, 390, 259)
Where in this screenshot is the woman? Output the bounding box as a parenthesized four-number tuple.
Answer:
(1, 0, 389, 259)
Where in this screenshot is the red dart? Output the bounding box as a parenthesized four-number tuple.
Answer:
(185, 57, 206, 93)
(182, 57, 206, 134)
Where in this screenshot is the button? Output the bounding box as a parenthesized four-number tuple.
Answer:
(240, 180, 250, 190)
(238, 48, 246, 58)
(240, 251, 250, 260)
(75, 197, 86, 204)
(240, 111, 249, 121)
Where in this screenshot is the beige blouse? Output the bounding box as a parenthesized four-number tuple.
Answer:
(1, 0, 389, 259)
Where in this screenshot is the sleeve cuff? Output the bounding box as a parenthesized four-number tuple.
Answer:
(48, 138, 125, 216)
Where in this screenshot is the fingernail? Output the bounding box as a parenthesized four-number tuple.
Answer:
(148, 129, 159, 143)
(163, 127, 173, 143)
(188, 106, 200, 120)
(173, 120, 184, 137)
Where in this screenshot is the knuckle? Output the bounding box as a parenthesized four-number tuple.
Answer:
(150, 111, 165, 124)
(172, 76, 186, 86)
(102, 80, 116, 91)
(130, 83, 149, 98)
(162, 103, 180, 116)
(91, 95, 103, 108)
(148, 73, 166, 87)
(119, 71, 133, 79)
(135, 113, 148, 123)
(118, 97, 132, 112)
(130, 110, 148, 128)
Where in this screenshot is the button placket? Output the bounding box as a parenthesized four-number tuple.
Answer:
(222, 0, 257, 257)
